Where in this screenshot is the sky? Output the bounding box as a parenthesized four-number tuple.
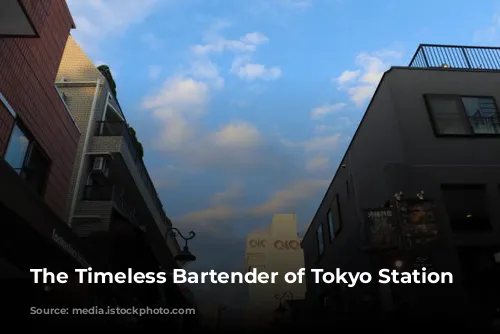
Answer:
(66, 0, 500, 307)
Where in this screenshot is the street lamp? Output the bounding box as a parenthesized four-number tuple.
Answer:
(274, 291, 294, 315)
(166, 227, 197, 262)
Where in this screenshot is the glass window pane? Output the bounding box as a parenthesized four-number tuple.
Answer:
(317, 224, 324, 255)
(462, 97, 500, 134)
(328, 211, 335, 241)
(4, 125, 29, 172)
(427, 96, 470, 135)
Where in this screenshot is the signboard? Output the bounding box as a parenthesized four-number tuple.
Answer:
(274, 240, 300, 250)
(248, 239, 301, 250)
(249, 239, 267, 248)
(397, 199, 438, 245)
(413, 255, 435, 271)
(52, 229, 91, 268)
(364, 208, 398, 250)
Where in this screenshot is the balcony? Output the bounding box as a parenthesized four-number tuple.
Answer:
(409, 44, 500, 70)
(83, 184, 138, 226)
(92, 121, 171, 230)
(0, 0, 38, 37)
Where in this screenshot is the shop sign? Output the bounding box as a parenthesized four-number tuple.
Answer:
(364, 208, 398, 250)
(52, 229, 90, 268)
(249, 239, 267, 248)
(249, 239, 302, 250)
(274, 240, 301, 250)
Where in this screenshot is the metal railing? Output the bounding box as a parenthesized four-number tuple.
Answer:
(83, 184, 138, 225)
(409, 44, 500, 70)
(94, 121, 170, 226)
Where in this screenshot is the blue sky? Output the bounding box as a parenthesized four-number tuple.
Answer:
(66, 0, 500, 305)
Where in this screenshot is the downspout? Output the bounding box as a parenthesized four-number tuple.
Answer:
(68, 79, 102, 226)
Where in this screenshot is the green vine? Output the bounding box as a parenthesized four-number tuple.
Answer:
(97, 64, 117, 97)
(128, 126, 144, 159)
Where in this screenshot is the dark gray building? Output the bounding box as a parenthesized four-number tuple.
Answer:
(301, 44, 500, 327)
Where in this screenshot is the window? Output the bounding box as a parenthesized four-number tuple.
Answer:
(333, 195, 343, 235)
(425, 95, 500, 135)
(3, 122, 50, 195)
(316, 224, 324, 256)
(327, 209, 335, 242)
(441, 184, 491, 231)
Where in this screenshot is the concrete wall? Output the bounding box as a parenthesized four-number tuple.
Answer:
(0, 0, 79, 220)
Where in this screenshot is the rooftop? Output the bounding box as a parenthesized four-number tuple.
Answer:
(409, 44, 500, 70)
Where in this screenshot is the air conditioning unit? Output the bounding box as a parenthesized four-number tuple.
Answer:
(61, 92, 68, 103)
(92, 157, 109, 177)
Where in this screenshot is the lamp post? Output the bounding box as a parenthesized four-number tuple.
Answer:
(166, 227, 197, 262)
(274, 291, 294, 315)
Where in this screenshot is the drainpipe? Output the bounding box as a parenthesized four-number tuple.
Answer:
(68, 79, 102, 226)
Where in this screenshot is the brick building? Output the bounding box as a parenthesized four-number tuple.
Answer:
(0, 0, 79, 217)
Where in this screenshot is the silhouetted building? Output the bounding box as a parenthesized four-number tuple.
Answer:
(54, 36, 197, 327)
(301, 44, 500, 330)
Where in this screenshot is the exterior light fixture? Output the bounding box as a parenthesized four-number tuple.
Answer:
(441, 63, 450, 68)
(394, 260, 404, 269)
(166, 227, 197, 262)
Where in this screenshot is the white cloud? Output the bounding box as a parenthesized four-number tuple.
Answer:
(281, 134, 342, 152)
(143, 76, 209, 150)
(189, 59, 224, 89)
(192, 31, 269, 55)
(230, 57, 282, 81)
(177, 183, 244, 226)
(310, 103, 346, 119)
(249, 179, 329, 216)
(336, 70, 360, 86)
(148, 65, 162, 80)
(314, 125, 336, 134)
(67, 0, 161, 51)
(211, 122, 262, 149)
(334, 49, 403, 107)
(306, 155, 329, 172)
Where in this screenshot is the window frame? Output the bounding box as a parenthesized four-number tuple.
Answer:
(316, 223, 325, 257)
(327, 209, 335, 243)
(424, 94, 500, 137)
(3, 118, 51, 196)
(333, 195, 343, 235)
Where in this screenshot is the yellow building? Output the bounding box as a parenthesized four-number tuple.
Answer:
(244, 214, 306, 325)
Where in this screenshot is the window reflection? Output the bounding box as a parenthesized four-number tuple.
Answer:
(4, 125, 29, 172)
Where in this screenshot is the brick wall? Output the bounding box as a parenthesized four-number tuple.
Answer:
(0, 0, 79, 221)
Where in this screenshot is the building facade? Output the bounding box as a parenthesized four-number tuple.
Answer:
(245, 214, 305, 325)
(0, 0, 107, 329)
(301, 44, 500, 329)
(55, 36, 195, 318)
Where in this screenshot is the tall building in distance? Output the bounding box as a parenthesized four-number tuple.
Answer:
(245, 214, 305, 325)
(301, 44, 500, 328)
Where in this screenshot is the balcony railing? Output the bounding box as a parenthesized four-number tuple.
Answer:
(409, 44, 500, 70)
(95, 121, 170, 227)
(83, 185, 138, 225)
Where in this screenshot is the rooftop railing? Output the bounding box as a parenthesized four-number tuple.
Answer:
(95, 121, 170, 227)
(409, 44, 500, 70)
